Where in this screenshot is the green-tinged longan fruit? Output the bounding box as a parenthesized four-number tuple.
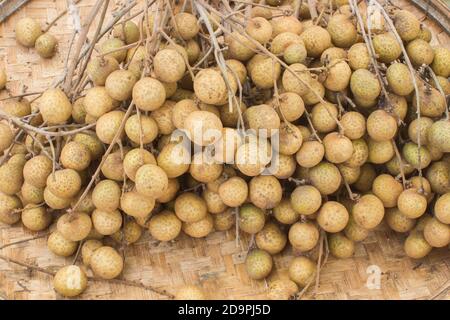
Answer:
(135, 164, 168, 199)
(348, 43, 370, 70)
(270, 32, 303, 55)
(255, 222, 287, 255)
(288, 256, 316, 287)
(95, 110, 126, 144)
(15, 18, 42, 47)
(0, 123, 13, 153)
(105, 69, 136, 101)
(397, 189, 427, 219)
(112, 21, 139, 44)
(406, 39, 434, 66)
(174, 285, 207, 300)
(35, 33, 57, 58)
(53, 265, 87, 298)
(244, 104, 280, 135)
(417, 26, 432, 42)
(87, 56, 120, 86)
(46, 169, 81, 199)
(120, 191, 155, 218)
(173, 12, 199, 40)
(367, 138, 394, 164)
(387, 156, 415, 176)
(84, 86, 117, 118)
(185, 110, 223, 146)
(151, 100, 176, 135)
(323, 132, 353, 164)
(90, 246, 124, 279)
(239, 203, 265, 234)
(218, 176, 248, 207)
(0, 68, 5, 90)
(431, 47, 450, 78)
(282, 63, 312, 96)
(44, 188, 72, 209)
(73, 132, 103, 160)
(427, 120, 450, 153)
(311, 102, 338, 133)
(21, 204, 51, 231)
(154, 49, 186, 83)
(354, 163, 376, 192)
(245, 249, 273, 280)
(57, 212, 92, 242)
(273, 198, 299, 225)
(157, 142, 190, 178)
(435, 193, 450, 224)
(92, 209, 122, 235)
(189, 151, 223, 183)
(60, 141, 91, 171)
(149, 210, 182, 241)
(271, 15, 303, 37)
(21, 182, 44, 204)
(284, 42, 307, 65)
(81, 239, 103, 266)
(404, 231, 432, 259)
(386, 63, 414, 96)
(123, 148, 156, 181)
(424, 217, 450, 247)
(175, 192, 207, 223)
(100, 38, 126, 63)
(402, 142, 431, 170)
(213, 208, 235, 231)
(373, 33, 402, 63)
(72, 98, 86, 124)
(0, 192, 21, 225)
(203, 188, 227, 214)
(328, 233, 355, 258)
(290, 185, 322, 216)
(132, 77, 166, 112)
(426, 161, 450, 194)
(249, 175, 282, 210)
(350, 69, 381, 101)
(372, 174, 403, 208)
(248, 54, 281, 89)
(125, 114, 159, 145)
(23, 155, 52, 188)
(367, 110, 397, 142)
(413, 85, 446, 118)
(385, 207, 416, 233)
(39, 88, 72, 125)
(300, 26, 332, 58)
(324, 61, 352, 92)
(327, 14, 357, 48)
(394, 10, 421, 42)
(295, 140, 324, 168)
(317, 201, 349, 233)
(268, 279, 298, 300)
(246, 17, 272, 44)
(182, 213, 214, 238)
(289, 222, 319, 251)
(352, 194, 385, 229)
(408, 117, 434, 146)
(47, 231, 78, 257)
(92, 179, 121, 212)
(344, 214, 369, 242)
(309, 162, 342, 195)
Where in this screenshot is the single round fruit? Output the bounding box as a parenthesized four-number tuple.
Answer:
(46, 169, 81, 199)
(288, 256, 316, 287)
(288, 222, 319, 252)
(249, 175, 282, 210)
(328, 233, 355, 258)
(21, 204, 51, 231)
(35, 33, 57, 58)
(373, 33, 401, 63)
(47, 231, 78, 257)
(435, 193, 450, 224)
(290, 185, 322, 216)
(53, 265, 87, 298)
(154, 49, 186, 83)
(87, 56, 119, 86)
(385, 207, 416, 233)
(39, 88, 72, 125)
(397, 189, 427, 219)
(15, 18, 42, 47)
(309, 162, 342, 195)
(255, 222, 287, 255)
(60, 141, 91, 171)
(423, 217, 450, 248)
(182, 214, 214, 238)
(323, 132, 353, 164)
(372, 174, 403, 208)
(57, 212, 92, 241)
(185, 110, 223, 146)
(267, 279, 298, 300)
(239, 203, 266, 234)
(352, 194, 385, 229)
(81, 239, 103, 266)
(90, 246, 124, 279)
(218, 176, 248, 207)
(300, 26, 332, 57)
(295, 140, 325, 168)
(175, 192, 207, 223)
(245, 249, 273, 280)
(133, 77, 166, 111)
(135, 164, 168, 199)
(386, 63, 414, 96)
(317, 201, 349, 233)
(394, 10, 421, 42)
(367, 110, 397, 142)
(404, 231, 432, 259)
(105, 69, 136, 101)
(120, 191, 155, 218)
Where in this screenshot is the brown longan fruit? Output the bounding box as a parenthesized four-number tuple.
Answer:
(172, 99, 198, 129)
(132, 77, 166, 112)
(123, 148, 156, 181)
(83, 86, 117, 118)
(427, 120, 450, 153)
(288, 256, 316, 287)
(327, 14, 357, 48)
(225, 59, 247, 85)
(249, 175, 282, 210)
(149, 210, 182, 241)
(371, 174, 403, 208)
(385, 207, 416, 233)
(218, 176, 248, 208)
(273, 198, 299, 225)
(413, 85, 446, 118)
(300, 26, 332, 58)
(96, 110, 126, 145)
(255, 222, 287, 255)
(44, 187, 72, 209)
(100, 38, 127, 63)
(435, 193, 450, 224)
(185, 110, 223, 146)
(290, 185, 322, 216)
(248, 55, 281, 90)
(270, 32, 303, 55)
(120, 191, 155, 218)
(311, 102, 338, 133)
(175, 192, 207, 223)
(295, 140, 325, 168)
(21, 204, 51, 231)
(275, 92, 305, 123)
(190, 152, 223, 183)
(125, 114, 159, 145)
(57, 212, 92, 242)
(225, 31, 256, 62)
(46, 169, 81, 199)
(344, 139, 368, 168)
(344, 214, 369, 242)
(151, 100, 176, 135)
(92, 180, 121, 212)
(323, 132, 353, 164)
(367, 110, 398, 142)
(81, 239, 103, 266)
(53, 265, 87, 298)
(157, 142, 191, 178)
(0, 123, 13, 153)
(213, 128, 242, 164)
(347, 43, 370, 70)
(386, 63, 414, 97)
(90, 246, 124, 279)
(15, 18, 42, 47)
(404, 231, 432, 259)
(239, 203, 266, 234)
(47, 231, 78, 257)
(235, 140, 271, 177)
(112, 21, 139, 44)
(309, 162, 342, 195)
(271, 15, 303, 37)
(402, 142, 431, 170)
(92, 209, 122, 236)
(60, 141, 92, 171)
(135, 164, 168, 199)
(23, 155, 52, 188)
(284, 42, 307, 65)
(408, 117, 434, 146)
(1, 98, 31, 117)
(174, 285, 207, 300)
(39, 88, 72, 125)
(268, 279, 298, 300)
(373, 33, 401, 63)
(350, 69, 381, 101)
(72, 98, 86, 124)
(317, 201, 349, 233)
(426, 161, 450, 194)
(244, 104, 280, 135)
(172, 12, 199, 40)
(87, 56, 120, 86)
(0, 162, 23, 195)
(302, 79, 325, 106)
(21, 182, 44, 205)
(397, 189, 427, 219)
(406, 39, 434, 66)
(281, 63, 312, 96)
(328, 233, 355, 259)
(35, 33, 57, 58)
(73, 132, 103, 160)
(105, 69, 136, 101)
(354, 163, 376, 193)
(289, 222, 319, 252)
(272, 154, 296, 180)
(182, 213, 214, 238)
(339, 112, 365, 140)
(394, 10, 420, 42)
(367, 138, 394, 164)
(246, 17, 272, 44)
(213, 208, 235, 231)
(203, 188, 227, 214)
(277, 123, 303, 156)
(245, 249, 273, 280)
(0, 192, 21, 225)
(352, 194, 385, 229)
(423, 217, 450, 248)
(101, 149, 127, 182)
(431, 47, 450, 78)
(154, 49, 186, 83)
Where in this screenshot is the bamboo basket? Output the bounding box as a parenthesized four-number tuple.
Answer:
(0, 0, 449, 300)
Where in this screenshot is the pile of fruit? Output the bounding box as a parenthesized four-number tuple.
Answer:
(0, 0, 449, 300)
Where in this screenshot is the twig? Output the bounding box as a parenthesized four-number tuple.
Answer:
(0, 232, 50, 250)
(43, 0, 84, 33)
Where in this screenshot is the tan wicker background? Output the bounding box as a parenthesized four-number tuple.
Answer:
(0, 0, 449, 300)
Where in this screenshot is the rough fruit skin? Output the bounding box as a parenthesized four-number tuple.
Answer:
(105, 69, 136, 101)
(182, 214, 214, 238)
(290, 185, 322, 216)
(92, 180, 121, 212)
(175, 192, 207, 223)
(249, 175, 282, 210)
(157, 142, 191, 178)
(86, 56, 119, 86)
(431, 47, 450, 78)
(373, 33, 402, 63)
(120, 191, 155, 218)
(39, 88, 72, 125)
(367, 110, 398, 142)
(23, 155, 53, 188)
(46, 169, 81, 199)
(95, 110, 126, 144)
(154, 49, 186, 83)
(47, 231, 78, 257)
(90, 246, 124, 279)
(344, 214, 369, 242)
(402, 142, 431, 170)
(323, 132, 353, 164)
(427, 120, 450, 153)
(135, 164, 168, 199)
(328, 233, 355, 259)
(246, 17, 272, 44)
(255, 222, 287, 255)
(239, 203, 266, 234)
(404, 231, 432, 259)
(244, 104, 280, 135)
(21, 205, 51, 231)
(248, 54, 281, 89)
(350, 69, 381, 101)
(406, 39, 434, 66)
(218, 176, 248, 207)
(57, 212, 92, 242)
(92, 209, 122, 235)
(113, 21, 139, 44)
(397, 189, 427, 219)
(100, 38, 127, 63)
(268, 279, 298, 300)
(394, 10, 421, 42)
(35, 33, 57, 58)
(84, 86, 117, 118)
(348, 43, 370, 70)
(44, 187, 72, 209)
(327, 15, 357, 48)
(148, 210, 182, 241)
(352, 194, 385, 229)
(173, 13, 200, 40)
(61, 141, 92, 171)
(309, 162, 342, 195)
(288, 257, 316, 287)
(426, 161, 450, 194)
(300, 26, 332, 58)
(371, 174, 403, 208)
(385, 208, 416, 233)
(125, 114, 159, 145)
(15, 18, 42, 47)
(386, 63, 414, 96)
(81, 240, 103, 266)
(288, 222, 319, 251)
(423, 218, 450, 248)
(435, 193, 450, 224)
(414, 86, 446, 118)
(282, 63, 312, 96)
(225, 31, 256, 61)
(317, 201, 349, 233)
(133, 77, 166, 111)
(270, 15, 303, 37)
(185, 110, 223, 146)
(245, 249, 273, 280)
(53, 265, 88, 298)
(0, 123, 13, 153)
(174, 285, 207, 300)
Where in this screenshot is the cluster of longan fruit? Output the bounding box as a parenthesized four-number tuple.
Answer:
(0, 0, 449, 300)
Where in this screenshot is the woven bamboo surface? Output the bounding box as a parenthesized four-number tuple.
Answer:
(0, 0, 449, 300)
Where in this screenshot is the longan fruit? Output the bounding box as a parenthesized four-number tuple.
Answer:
(431, 47, 450, 78)
(213, 208, 235, 231)
(0, 192, 22, 225)
(157, 142, 191, 178)
(0, 68, 6, 90)
(284, 42, 307, 65)
(185, 110, 223, 146)
(272, 154, 296, 180)
(275, 92, 305, 123)
(317, 201, 349, 233)
(39, 88, 72, 125)
(323, 132, 353, 164)
(189, 152, 223, 183)
(281, 63, 312, 96)
(426, 161, 450, 194)
(100, 38, 127, 63)
(249, 175, 282, 210)
(406, 39, 434, 66)
(427, 120, 450, 153)
(105, 69, 136, 101)
(343, 139, 368, 168)
(244, 104, 280, 135)
(413, 85, 446, 118)
(96, 110, 126, 144)
(338, 164, 361, 184)
(423, 217, 450, 248)
(218, 176, 248, 207)
(277, 123, 303, 156)
(15, 18, 42, 47)
(60, 141, 92, 171)
(386, 63, 414, 97)
(174, 192, 207, 223)
(132, 77, 166, 112)
(417, 26, 432, 42)
(0, 123, 13, 153)
(90, 246, 124, 279)
(373, 33, 402, 63)
(135, 164, 168, 199)
(389, 93, 408, 121)
(327, 14, 357, 48)
(270, 15, 303, 37)
(73, 132, 104, 160)
(225, 31, 256, 62)
(53, 265, 87, 298)
(172, 99, 198, 129)
(288, 256, 316, 287)
(367, 110, 398, 142)
(111, 219, 142, 244)
(225, 59, 248, 85)
(72, 98, 86, 124)
(172, 12, 199, 40)
(352, 194, 385, 229)
(47, 231, 78, 257)
(402, 142, 431, 170)
(354, 163, 377, 193)
(295, 140, 325, 168)
(367, 138, 394, 164)
(46, 169, 81, 199)
(385, 208, 416, 233)
(409, 176, 433, 203)
(301, 79, 325, 106)
(123, 148, 156, 181)
(57, 212, 92, 242)
(340, 111, 366, 140)
(300, 26, 332, 58)
(156, 178, 180, 203)
(239, 203, 266, 234)
(23, 155, 52, 188)
(120, 191, 155, 218)
(371, 174, 403, 208)
(397, 189, 427, 219)
(182, 213, 213, 238)
(404, 231, 432, 259)
(268, 279, 298, 300)
(151, 100, 176, 135)
(435, 193, 450, 224)
(320, 47, 347, 64)
(35, 33, 57, 58)
(311, 102, 338, 133)
(21, 204, 51, 231)
(245, 249, 273, 280)
(81, 239, 103, 266)
(174, 285, 207, 300)
(309, 162, 342, 195)
(246, 17, 272, 44)
(394, 10, 421, 42)
(289, 222, 319, 252)
(83, 86, 117, 118)
(344, 214, 369, 242)
(202, 188, 227, 214)
(154, 49, 186, 83)
(290, 185, 322, 216)
(348, 43, 370, 70)
(21, 182, 44, 205)
(350, 69, 381, 101)
(112, 21, 139, 44)
(1, 98, 31, 117)
(44, 187, 73, 209)
(101, 149, 126, 181)
(92, 209, 122, 236)
(328, 233, 355, 259)
(273, 198, 299, 225)
(255, 222, 287, 255)
(148, 210, 182, 241)
(91, 180, 121, 212)
(213, 128, 242, 164)
(270, 32, 303, 55)
(248, 55, 281, 90)
(408, 117, 434, 146)
(87, 56, 120, 86)
(0, 162, 23, 195)
(125, 114, 159, 145)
